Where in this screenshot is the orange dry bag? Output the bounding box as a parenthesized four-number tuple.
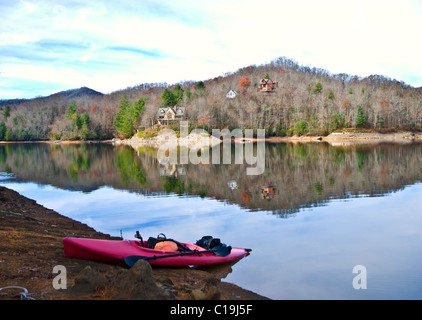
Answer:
(154, 241, 178, 252)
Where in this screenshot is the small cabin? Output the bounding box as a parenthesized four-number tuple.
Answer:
(259, 79, 278, 93)
(226, 90, 238, 99)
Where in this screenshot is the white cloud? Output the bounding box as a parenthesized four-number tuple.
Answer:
(0, 33, 38, 45)
(21, 0, 37, 14)
(1, 0, 422, 99)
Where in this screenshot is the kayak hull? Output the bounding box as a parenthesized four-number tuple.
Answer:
(63, 237, 250, 267)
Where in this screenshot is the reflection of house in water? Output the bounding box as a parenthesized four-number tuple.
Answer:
(261, 185, 276, 200)
(159, 163, 186, 177)
(227, 180, 238, 190)
(156, 106, 186, 125)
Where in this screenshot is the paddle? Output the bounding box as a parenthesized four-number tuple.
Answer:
(124, 244, 232, 268)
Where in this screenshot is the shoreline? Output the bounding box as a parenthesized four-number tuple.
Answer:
(1, 131, 421, 148)
(120, 131, 422, 149)
(266, 131, 422, 144)
(243, 131, 422, 145)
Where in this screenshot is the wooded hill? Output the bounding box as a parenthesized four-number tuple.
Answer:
(1, 56, 421, 141)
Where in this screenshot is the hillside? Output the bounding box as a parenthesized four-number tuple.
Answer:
(50, 87, 104, 100)
(1, 56, 421, 141)
(0, 99, 28, 108)
(0, 87, 104, 107)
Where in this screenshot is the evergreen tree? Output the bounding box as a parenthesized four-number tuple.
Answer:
(331, 113, 346, 131)
(161, 88, 175, 107)
(185, 87, 192, 100)
(355, 105, 367, 128)
(80, 113, 91, 139)
(195, 81, 205, 90)
(114, 95, 131, 138)
(66, 101, 77, 119)
(81, 113, 90, 128)
(5, 128, 13, 141)
(131, 98, 145, 131)
(314, 81, 323, 94)
(161, 86, 184, 107)
(0, 121, 6, 140)
(195, 81, 206, 97)
(172, 84, 184, 105)
(114, 95, 145, 138)
(3, 105, 10, 120)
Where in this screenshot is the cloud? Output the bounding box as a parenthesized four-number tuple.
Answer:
(1, 0, 422, 99)
(106, 46, 166, 59)
(0, 33, 38, 46)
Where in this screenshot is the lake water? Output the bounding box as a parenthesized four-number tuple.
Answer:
(1, 142, 422, 300)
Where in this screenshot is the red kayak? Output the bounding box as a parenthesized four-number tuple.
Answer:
(63, 236, 251, 267)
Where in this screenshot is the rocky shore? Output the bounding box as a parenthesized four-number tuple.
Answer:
(0, 186, 269, 301)
(322, 131, 422, 144)
(113, 131, 422, 150)
(264, 131, 422, 144)
(114, 131, 222, 150)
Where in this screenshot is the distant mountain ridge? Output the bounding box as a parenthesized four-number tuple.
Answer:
(0, 98, 28, 107)
(0, 87, 104, 107)
(53, 87, 104, 100)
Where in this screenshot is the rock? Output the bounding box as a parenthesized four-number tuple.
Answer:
(190, 289, 206, 300)
(118, 132, 222, 151)
(190, 286, 220, 300)
(112, 260, 173, 300)
(70, 266, 107, 295)
(189, 276, 221, 300)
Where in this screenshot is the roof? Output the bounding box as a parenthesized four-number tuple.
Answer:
(226, 90, 238, 98)
(156, 106, 185, 118)
(156, 108, 168, 117)
(260, 79, 275, 84)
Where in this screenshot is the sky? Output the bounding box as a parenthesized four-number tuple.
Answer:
(1, 0, 422, 100)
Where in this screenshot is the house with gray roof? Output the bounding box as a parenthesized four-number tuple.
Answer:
(156, 106, 186, 125)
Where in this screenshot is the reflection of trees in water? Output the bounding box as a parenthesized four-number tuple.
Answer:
(0, 143, 116, 192)
(1, 142, 421, 216)
(162, 176, 185, 195)
(115, 148, 146, 187)
(66, 145, 91, 183)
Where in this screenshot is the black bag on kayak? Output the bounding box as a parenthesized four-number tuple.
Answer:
(147, 233, 168, 249)
(146, 233, 192, 252)
(195, 236, 221, 249)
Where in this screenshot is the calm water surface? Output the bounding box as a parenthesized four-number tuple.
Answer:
(1, 142, 421, 300)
